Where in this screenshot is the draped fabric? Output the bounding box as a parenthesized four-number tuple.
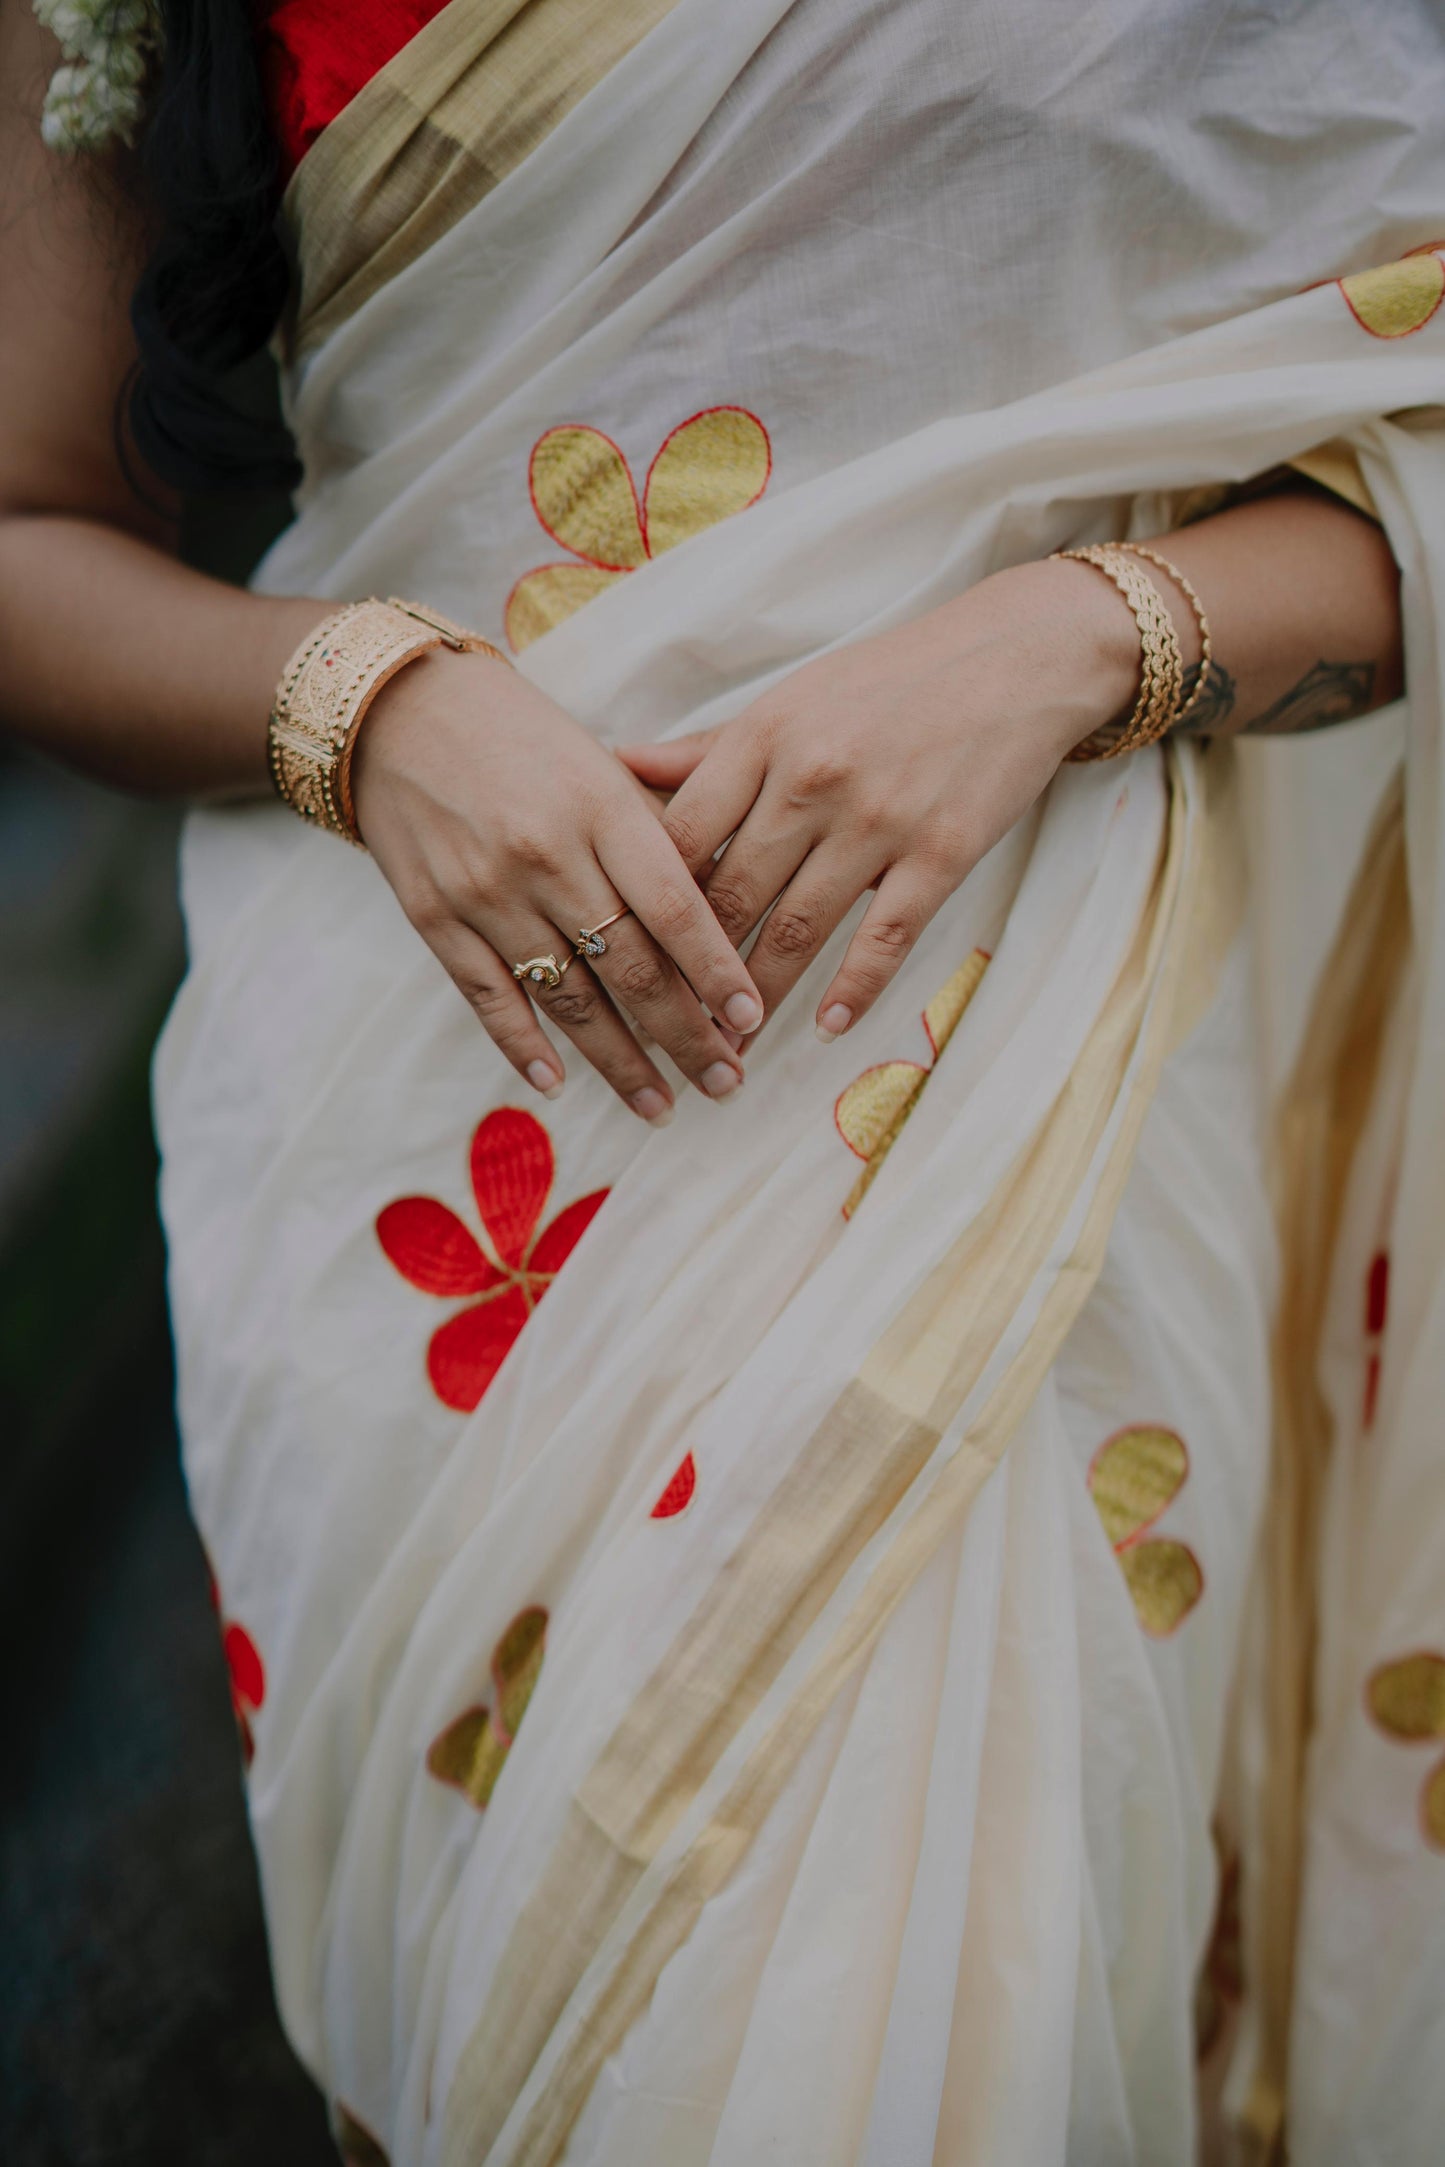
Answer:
(156, 4, 1445, 2161)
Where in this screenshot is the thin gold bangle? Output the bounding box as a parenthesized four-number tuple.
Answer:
(1112, 544, 1214, 732)
(1052, 545, 1184, 761)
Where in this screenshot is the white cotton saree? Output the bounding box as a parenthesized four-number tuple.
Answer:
(153, 3, 1445, 2161)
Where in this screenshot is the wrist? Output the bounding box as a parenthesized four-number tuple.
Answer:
(1028, 555, 1144, 756)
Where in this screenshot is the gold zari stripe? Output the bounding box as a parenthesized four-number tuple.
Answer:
(284, 0, 685, 360)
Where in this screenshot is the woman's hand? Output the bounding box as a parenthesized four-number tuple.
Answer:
(619, 556, 1138, 1044)
(352, 650, 764, 1121)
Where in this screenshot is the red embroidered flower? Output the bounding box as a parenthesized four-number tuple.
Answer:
(377, 1108, 609, 1412)
(207, 1566, 265, 1765)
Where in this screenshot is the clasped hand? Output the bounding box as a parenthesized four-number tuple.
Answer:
(354, 558, 1130, 1120)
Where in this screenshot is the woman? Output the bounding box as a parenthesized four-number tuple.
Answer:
(3, 1, 1443, 2160)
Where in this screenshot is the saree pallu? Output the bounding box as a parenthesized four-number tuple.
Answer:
(155, 3, 1445, 2159)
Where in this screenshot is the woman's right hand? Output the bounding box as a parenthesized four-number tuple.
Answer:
(350, 647, 762, 1123)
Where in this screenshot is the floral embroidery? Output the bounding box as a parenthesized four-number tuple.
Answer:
(505, 407, 772, 650)
(1339, 246, 1445, 339)
(427, 1607, 547, 1809)
(651, 1452, 696, 1519)
(206, 1567, 265, 1766)
(1363, 1247, 1389, 1429)
(1087, 1425, 1203, 1637)
(1366, 1651, 1445, 1850)
(833, 949, 989, 1218)
(377, 1108, 608, 1412)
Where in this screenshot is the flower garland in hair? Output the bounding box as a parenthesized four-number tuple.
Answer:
(32, 0, 160, 153)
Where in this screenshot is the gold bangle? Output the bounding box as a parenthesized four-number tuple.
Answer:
(1052, 545, 1184, 761)
(267, 597, 509, 846)
(1110, 544, 1214, 732)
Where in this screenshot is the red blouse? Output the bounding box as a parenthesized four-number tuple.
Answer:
(253, 0, 451, 181)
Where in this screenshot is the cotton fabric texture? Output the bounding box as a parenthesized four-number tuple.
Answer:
(153, 3, 1445, 2162)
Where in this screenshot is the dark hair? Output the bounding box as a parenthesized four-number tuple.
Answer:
(127, 0, 299, 494)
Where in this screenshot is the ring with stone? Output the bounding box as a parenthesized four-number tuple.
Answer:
(511, 952, 572, 989)
(573, 908, 630, 960)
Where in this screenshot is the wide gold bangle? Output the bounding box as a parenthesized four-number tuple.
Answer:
(267, 596, 509, 845)
(1052, 544, 1184, 762)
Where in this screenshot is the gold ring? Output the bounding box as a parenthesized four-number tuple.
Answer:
(574, 908, 629, 960)
(511, 952, 572, 989)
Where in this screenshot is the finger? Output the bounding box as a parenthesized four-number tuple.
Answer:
(586, 912, 747, 1101)
(814, 865, 945, 1043)
(742, 844, 870, 1024)
(615, 728, 722, 790)
(490, 916, 678, 1125)
(698, 793, 821, 960)
(654, 727, 770, 876)
(426, 921, 568, 1100)
(599, 810, 767, 1040)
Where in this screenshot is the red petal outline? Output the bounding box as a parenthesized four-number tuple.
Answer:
(427, 1287, 530, 1411)
(377, 1196, 498, 1296)
(528, 1188, 610, 1277)
(651, 1452, 696, 1519)
(471, 1109, 554, 1266)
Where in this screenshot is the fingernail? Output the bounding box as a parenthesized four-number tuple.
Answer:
(527, 1060, 564, 1099)
(702, 1061, 742, 1099)
(724, 993, 763, 1033)
(630, 1087, 674, 1125)
(815, 1004, 852, 1045)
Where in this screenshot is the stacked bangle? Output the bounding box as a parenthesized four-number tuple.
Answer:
(1050, 542, 1212, 760)
(267, 596, 509, 845)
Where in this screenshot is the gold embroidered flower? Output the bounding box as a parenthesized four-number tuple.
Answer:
(505, 407, 772, 651)
(1087, 1424, 1203, 1636)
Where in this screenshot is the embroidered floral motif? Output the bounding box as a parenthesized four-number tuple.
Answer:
(1366, 1651, 1445, 1850)
(334, 2103, 390, 2166)
(1363, 1247, 1389, 1429)
(206, 1567, 265, 1766)
(1339, 246, 1445, 339)
(1087, 1425, 1203, 1637)
(427, 1607, 548, 1809)
(505, 407, 772, 651)
(377, 1108, 609, 1412)
(651, 1451, 696, 1519)
(833, 949, 989, 1218)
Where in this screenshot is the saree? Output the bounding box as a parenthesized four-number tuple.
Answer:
(153, 2, 1445, 2160)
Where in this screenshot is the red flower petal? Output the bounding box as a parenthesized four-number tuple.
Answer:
(377, 1196, 499, 1296)
(528, 1188, 610, 1277)
(1366, 1249, 1390, 1336)
(427, 1286, 530, 1411)
(223, 1621, 265, 1712)
(471, 1110, 554, 1267)
(651, 1452, 696, 1519)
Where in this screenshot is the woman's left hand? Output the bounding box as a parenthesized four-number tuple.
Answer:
(619, 555, 1138, 1046)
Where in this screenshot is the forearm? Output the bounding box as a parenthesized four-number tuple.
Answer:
(1138, 483, 1403, 738)
(0, 510, 327, 795)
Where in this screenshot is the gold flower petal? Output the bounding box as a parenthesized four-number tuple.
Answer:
(426, 1704, 510, 1808)
(1339, 253, 1445, 339)
(1367, 1651, 1445, 1741)
(1119, 1536, 1203, 1637)
(529, 425, 648, 569)
(1422, 1757, 1445, 1850)
(834, 1060, 927, 1163)
(1088, 1423, 1189, 1549)
(922, 947, 990, 1058)
(491, 1604, 548, 1745)
(505, 563, 626, 652)
(643, 407, 772, 557)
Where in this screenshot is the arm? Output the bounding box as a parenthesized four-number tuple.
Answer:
(622, 483, 1403, 1042)
(0, 0, 761, 1120)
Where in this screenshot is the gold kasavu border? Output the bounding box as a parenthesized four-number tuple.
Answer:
(284, 0, 685, 361)
(443, 747, 1208, 2167)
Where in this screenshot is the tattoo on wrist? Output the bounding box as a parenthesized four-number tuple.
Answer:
(1241, 658, 1377, 737)
(1172, 659, 1237, 735)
